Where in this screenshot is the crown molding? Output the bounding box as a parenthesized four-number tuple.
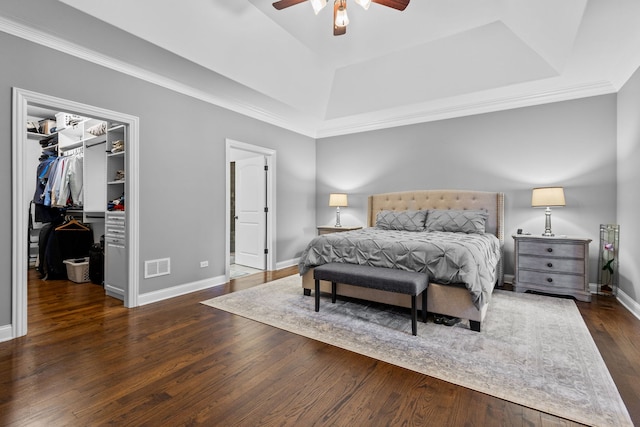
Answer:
(316, 80, 618, 138)
(0, 16, 620, 140)
(0, 16, 317, 137)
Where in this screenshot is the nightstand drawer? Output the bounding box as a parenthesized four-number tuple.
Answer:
(317, 225, 362, 235)
(518, 255, 584, 274)
(518, 270, 585, 289)
(518, 241, 584, 258)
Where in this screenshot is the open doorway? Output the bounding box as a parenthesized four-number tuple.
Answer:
(225, 139, 276, 280)
(12, 88, 140, 339)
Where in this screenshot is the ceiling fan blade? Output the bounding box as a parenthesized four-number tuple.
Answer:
(272, 0, 308, 10)
(372, 0, 410, 11)
(333, 0, 347, 36)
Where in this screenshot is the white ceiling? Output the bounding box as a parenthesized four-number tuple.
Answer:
(57, 0, 640, 137)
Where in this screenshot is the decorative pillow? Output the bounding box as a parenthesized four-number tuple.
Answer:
(375, 210, 427, 232)
(425, 209, 488, 234)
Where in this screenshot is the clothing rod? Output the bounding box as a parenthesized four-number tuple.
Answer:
(86, 140, 107, 148)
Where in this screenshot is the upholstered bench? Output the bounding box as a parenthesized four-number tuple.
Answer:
(313, 263, 428, 336)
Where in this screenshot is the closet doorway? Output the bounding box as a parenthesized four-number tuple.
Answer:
(225, 139, 276, 280)
(11, 88, 140, 339)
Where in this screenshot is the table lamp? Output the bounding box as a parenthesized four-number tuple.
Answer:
(329, 193, 348, 227)
(531, 187, 565, 236)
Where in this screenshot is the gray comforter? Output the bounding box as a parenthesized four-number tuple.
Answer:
(298, 228, 501, 310)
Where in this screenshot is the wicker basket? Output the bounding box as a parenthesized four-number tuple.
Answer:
(63, 257, 91, 283)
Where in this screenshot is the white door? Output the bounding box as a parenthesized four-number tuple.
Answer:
(235, 156, 266, 269)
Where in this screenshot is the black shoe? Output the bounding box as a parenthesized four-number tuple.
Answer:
(443, 316, 461, 327)
(434, 314, 444, 324)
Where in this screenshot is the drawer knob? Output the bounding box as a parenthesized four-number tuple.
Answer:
(547, 248, 553, 253)
(547, 263, 553, 268)
(547, 277, 553, 283)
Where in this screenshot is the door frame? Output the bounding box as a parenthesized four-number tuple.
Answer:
(11, 87, 140, 339)
(225, 139, 276, 279)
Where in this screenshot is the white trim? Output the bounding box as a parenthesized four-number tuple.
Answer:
(503, 274, 515, 286)
(316, 80, 617, 138)
(276, 258, 300, 271)
(0, 15, 620, 140)
(0, 16, 314, 138)
(11, 88, 140, 339)
(588, 283, 640, 321)
(11, 89, 28, 339)
(616, 288, 640, 322)
(226, 139, 277, 280)
(137, 276, 227, 306)
(0, 324, 13, 343)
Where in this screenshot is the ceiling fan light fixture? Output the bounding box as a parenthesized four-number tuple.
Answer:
(309, 0, 328, 15)
(355, 0, 372, 10)
(335, 1, 349, 27)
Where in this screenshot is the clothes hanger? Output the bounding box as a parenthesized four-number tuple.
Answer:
(55, 216, 90, 231)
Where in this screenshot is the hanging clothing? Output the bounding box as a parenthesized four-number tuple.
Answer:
(39, 151, 84, 209)
(67, 154, 84, 206)
(33, 149, 64, 223)
(37, 218, 93, 280)
(33, 149, 57, 205)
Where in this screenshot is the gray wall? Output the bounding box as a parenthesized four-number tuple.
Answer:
(617, 66, 640, 302)
(316, 95, 618, 283)
(0, 31, 316, 326)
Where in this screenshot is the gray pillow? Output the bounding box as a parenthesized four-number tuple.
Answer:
(375, 210, 427, 231)
(425, 209, 488, 234)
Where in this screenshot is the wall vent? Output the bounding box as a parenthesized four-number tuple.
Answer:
(144, 258, 171, 278)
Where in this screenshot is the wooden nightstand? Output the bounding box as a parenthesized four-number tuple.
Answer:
(513, 234, 592, 302)
(317, 225, 362, 235)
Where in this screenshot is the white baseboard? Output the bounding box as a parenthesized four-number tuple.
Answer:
(138, 258, 300, 307)
(276, 257, 299, 271)
(587, 282, 640, 321)
(138, 274, 227, 306)
(0, 324, 14, 343)
(616, 288, 640, 321)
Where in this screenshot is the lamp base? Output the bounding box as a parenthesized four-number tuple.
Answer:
(334, 207, 342, 227)
(542, 207, 554, 237)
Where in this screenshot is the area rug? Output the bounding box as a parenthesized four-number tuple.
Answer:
(201, 275, 633, 427)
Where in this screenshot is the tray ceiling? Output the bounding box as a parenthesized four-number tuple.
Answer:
(28, 0, 640, 136)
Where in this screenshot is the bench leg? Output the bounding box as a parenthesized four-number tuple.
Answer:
(304, 288, 311, 296)
(411, 295, 417, 336)
(421, 289, 427, 323)
(314, 279, 320, 312)
(470, 320, 481, 332)
(331, 281, 336, 303)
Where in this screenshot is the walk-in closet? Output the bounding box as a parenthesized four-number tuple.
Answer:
(26, 105, 127, 301)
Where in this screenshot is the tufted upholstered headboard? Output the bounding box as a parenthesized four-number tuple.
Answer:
(368, 189, 505, 284)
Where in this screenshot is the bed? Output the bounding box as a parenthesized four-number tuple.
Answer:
(299, 189, 505, 331)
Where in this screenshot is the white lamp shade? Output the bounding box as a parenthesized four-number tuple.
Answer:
(329, 193, 348, 207)
(355, 0, 372, 10)
(531, 187, 566, 207)
(334, 2, 349, 27)
(309, 0, 327, 14)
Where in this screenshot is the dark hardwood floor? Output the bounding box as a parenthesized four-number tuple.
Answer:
(1, 268, 639, 426)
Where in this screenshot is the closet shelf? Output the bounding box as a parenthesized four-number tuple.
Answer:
(108, 180, 125, 185)
(60, 140, 83, 151)
(27, 131, 58, 140)
(107, 151, 125, 157)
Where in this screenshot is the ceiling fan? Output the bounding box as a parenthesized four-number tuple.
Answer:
(272, 0, 410, 36)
